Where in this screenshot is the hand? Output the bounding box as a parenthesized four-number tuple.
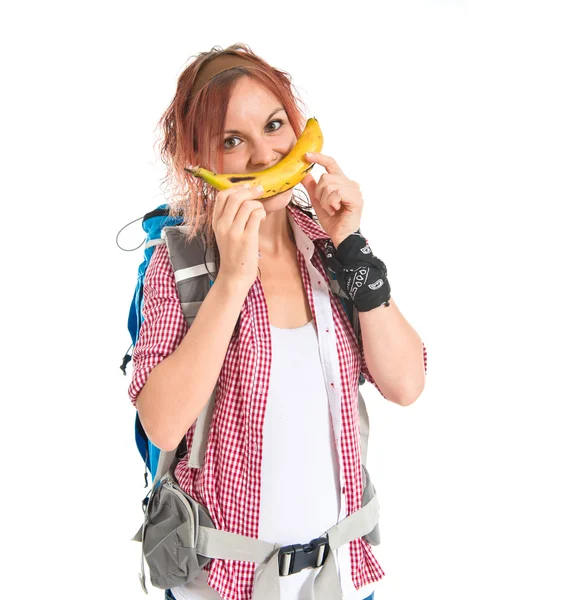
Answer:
(212, 183, 267, 291)
(300, 152, 364, 247)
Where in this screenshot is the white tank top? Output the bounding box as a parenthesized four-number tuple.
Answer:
(170, 320, 373, 600)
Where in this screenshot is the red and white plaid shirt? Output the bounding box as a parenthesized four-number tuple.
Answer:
(129, 204, 428, 600)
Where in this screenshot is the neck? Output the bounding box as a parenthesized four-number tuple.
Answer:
(258, 205, 295, 258)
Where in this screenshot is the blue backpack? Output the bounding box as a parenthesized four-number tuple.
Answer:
(118, 203, 364, 488)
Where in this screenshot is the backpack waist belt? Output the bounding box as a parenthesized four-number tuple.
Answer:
(200, 493, 379, 599)
(144, 493, 379, 599)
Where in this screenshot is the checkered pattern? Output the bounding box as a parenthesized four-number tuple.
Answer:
(129, 204, 427, 600)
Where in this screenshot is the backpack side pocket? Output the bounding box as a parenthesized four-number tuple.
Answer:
(143, 478, 212, 589)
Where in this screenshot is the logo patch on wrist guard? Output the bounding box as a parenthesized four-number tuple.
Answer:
(369, 279, 384, 291)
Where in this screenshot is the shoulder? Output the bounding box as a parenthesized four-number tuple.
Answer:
(144, 243, 178, 299)
(149, 242, 171, 267)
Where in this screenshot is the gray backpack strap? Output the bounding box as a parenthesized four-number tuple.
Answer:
(328, 267, 370, 467)
(133, 226, 217, 590)
(187, 386, 216, 468)
(153, 449, 179, 484)
(358, 388, 370, 467)
(162, 225, 217, 327)
(330, 271, 378, 541)
(161, 225, 218, 469)
(350, 301, 371, 466)
(144, 238, 166, 249)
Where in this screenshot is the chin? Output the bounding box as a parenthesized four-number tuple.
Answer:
(261, 188, 294, 213)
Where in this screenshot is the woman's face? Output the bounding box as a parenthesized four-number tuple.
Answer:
(209, 76, 298, 209)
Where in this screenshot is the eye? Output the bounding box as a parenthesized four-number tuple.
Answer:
(223, 119, 285, 150)
(266, 118, 284, 132)
(224, 136, 239, 150)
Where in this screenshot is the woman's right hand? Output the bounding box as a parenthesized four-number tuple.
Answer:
(212, 183, 267, 291)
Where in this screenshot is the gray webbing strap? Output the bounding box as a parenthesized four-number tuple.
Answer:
(174, 263, 217, 283)
(187, 386, 216, 468)
(145, 238, 166, 249)
(153, 452, 177, 486)
(358, 390, 369, 467)
(196, 493, 380, 600)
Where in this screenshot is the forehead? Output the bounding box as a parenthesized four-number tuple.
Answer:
(224, 77, 282, 125)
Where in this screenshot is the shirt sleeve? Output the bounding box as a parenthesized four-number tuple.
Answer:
(128, 243, 188, 407)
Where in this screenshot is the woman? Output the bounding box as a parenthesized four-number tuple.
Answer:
(129, 43, 427, 600)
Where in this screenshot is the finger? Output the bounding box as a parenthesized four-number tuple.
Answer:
(220, 185, 264, 228)
(213, 183, 248, 230)
(234, 201, 266, 236)
(244, 205, 268, 235)
(229, 190, 265, 233)
(308, 190, 330, 217)
(304, 152, 345, 177)
(325, 189, 341, 214)
(320, 185, 339, 212)
(300, 173, 317, 199)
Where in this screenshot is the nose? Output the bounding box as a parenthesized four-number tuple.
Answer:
(249, 138, 277, 170)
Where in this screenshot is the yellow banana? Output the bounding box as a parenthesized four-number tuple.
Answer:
(184, 117, 323, 198)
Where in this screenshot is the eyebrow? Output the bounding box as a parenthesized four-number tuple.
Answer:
(224, 108, 285, 135)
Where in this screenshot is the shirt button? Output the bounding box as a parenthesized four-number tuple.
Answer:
(342, 487, 346, 495)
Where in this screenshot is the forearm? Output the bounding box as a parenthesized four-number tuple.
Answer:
(358, 297, 426, 406)
(136, 275, 249, 451)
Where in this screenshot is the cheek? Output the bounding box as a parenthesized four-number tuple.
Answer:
(208, 147, 238, 173)
(285, 133, 298, 153)
(217, 155, 247, 174)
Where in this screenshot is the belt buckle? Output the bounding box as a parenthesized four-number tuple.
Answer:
(278, 536, 329, 576)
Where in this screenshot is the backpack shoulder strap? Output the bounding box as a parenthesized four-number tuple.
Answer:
(162, 225, 217, 326)
(160, 225, 217, 469)
(318, 248, 370, 464)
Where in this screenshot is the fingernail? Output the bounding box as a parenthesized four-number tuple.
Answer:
(255, 185, 264, 193)
(243, 183, 251, 189)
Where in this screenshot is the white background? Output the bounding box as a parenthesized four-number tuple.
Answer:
(2, 1, 562, 598)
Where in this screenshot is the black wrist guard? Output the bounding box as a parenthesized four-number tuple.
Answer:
(324, 231, 391, 312)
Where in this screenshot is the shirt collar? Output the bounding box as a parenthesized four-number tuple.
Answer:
(286, 203, 330, 261)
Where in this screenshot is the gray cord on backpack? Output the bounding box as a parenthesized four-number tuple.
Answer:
(115, 215, 145, 251)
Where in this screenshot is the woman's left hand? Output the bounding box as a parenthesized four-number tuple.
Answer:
(301, 152, 364, 247)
